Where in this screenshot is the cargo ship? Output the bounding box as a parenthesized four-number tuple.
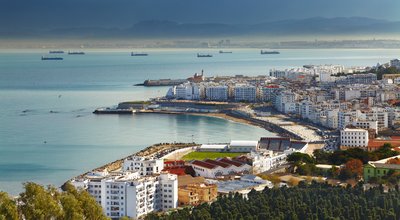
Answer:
(219, 50, 232, 53)
(68, 51, 85, 55)
(197, 53, 213, 57)
(49, 50, 64, 54)
(131, 52, 148, 56)
(93, 108, 136, 114)
(41, 56, 63, 60)
(261, 50, 280, 54)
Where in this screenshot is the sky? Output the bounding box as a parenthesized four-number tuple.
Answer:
(1, 0, 400, 30)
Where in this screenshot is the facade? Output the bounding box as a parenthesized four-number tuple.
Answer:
(340, 128, 369, 149)
(229, 140, 258, 152)
(198, 144, 228, 152)
(205, 86, 229, 101)
(173, 83, 201, 100)
(234, 85, 257, 102)
(334, 73, 377, 85)
(351, 121, 378, 134)
(363, 155, 400, 182)
(262, 85, 284, 102)
(191, 159, 251, 179)
(250, 150, 288, 174)
(73, 172, 178, 219)
(274, 92, 296, 114)
(122, 156, 164, 176)
(178, 183, 217, 206)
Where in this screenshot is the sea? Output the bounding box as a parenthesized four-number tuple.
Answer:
(0, 48, 399, 195)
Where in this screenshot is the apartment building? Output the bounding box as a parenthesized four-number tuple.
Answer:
(178, 183, 217, 206)
(123, 156, 164, 176)
(73, 172, 178, 219)
(205, 86, 229, 101)
(234, 85, 257, 102)
(340, 128, 369, 149)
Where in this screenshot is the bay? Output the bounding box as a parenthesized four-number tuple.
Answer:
(1, 48, 399, 195)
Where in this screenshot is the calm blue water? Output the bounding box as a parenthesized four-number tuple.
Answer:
(1, 48, 399, 195)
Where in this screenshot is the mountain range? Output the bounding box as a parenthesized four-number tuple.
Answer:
(2, 17, 400, 39)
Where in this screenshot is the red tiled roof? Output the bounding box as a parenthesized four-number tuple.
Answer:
(218, 158, 243, 167)
(191, 160, 217, 169)
(204, 159, 231, 168)
(162, 167, 187, 176)
(165, 160, 185, 164)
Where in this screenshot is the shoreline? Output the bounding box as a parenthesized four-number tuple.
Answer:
(135, 110, 316, 141)
(64, 107, 324, 188)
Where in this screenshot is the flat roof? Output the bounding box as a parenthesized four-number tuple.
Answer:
(230, 140, 258, 147)
(342, 128, 368, 132)
(200, 144, 228, 149)
(216, 180, 267, 194)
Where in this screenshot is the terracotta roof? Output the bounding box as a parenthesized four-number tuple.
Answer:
(191, 160, 217, 169)
(218, 158, 243, 167)
(204, 159, 231, 168)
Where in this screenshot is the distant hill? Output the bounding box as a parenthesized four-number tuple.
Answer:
(3, 17, 400, 39)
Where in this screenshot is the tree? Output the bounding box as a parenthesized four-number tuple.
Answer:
(287, 152, 315, 164)
(0, 192, 18, 220)
(344, 159, 363, 179)
(18, 182, 63, 220)
(386, 158, 400, 165)
(76, 190, 107, 220)
(60, 193, 84, 220)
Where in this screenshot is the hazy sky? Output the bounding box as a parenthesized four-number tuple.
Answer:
(1, 0, 400, 30)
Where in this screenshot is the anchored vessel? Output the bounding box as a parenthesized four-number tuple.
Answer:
(219, 50, 232, 53)
(68, 51, 85, 55)
(93, 108, 136, 114)
(261, 50, 280, 54)
(41, 56, 63, 60)
(131, 52, 148, 56)
(197, 53, 213, 57)
(49, 50, 64, 54)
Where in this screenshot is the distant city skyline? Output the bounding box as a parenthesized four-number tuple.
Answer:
(1, 0, 400, 31)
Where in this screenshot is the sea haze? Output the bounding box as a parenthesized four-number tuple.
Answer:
(1, 48, 400, 195)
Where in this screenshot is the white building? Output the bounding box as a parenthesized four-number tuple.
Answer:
(261, 85, 284, 102)
(173, 83, 200, 100)
(191, 159, 251, 178)
(274, 92, 296, 114)
(340, 128, 369, 149)
(123, 156, 164, 176)
(250, 150, 288, 174)
(72, 172, 178, 219)
(198, 144, 228, 152)
(205, 86, 229, 101)
(229, 140, 258, 152)
(234, 85, 257, 102)
(351, 121, 378, 134)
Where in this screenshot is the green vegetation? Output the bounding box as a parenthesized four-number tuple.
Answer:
(181, 151, 244, 161)
(0, 182, 108, 220)
(146, 182, 400, 220)
(287, 144, 398, 181)
(314, 143, 398, 165)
